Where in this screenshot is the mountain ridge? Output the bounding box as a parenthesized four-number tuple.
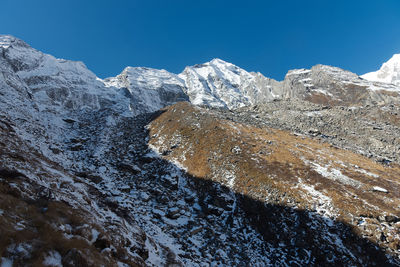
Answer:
(1, 34, 400, 266)
(2, 34, 400, 114)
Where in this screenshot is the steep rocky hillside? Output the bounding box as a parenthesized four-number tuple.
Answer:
(280, 65, 400, 106)
(149, 102, 400, 265)
(0, 113, 151, 266)
(237, 100, 400, 164)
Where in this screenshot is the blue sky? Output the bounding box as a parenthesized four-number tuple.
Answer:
(1, 0, 400, 80)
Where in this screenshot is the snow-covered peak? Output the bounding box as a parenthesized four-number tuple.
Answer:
(3, 36, 97, 80)
(104, 66, 188, 114)
(361, 54, 400, 86)
(104, 66, 185, 93)
(280, 63, 400, 105)
(188, 58, 251, 83)
(178, 58, 277, 109)
(208, 58, 239, 70)
(0, 35, 15, 48)
(0, 34, 131, 115)
(0, 35, 30, 49)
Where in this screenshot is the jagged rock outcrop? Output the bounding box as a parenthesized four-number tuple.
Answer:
(280, 64, 400, 106)
(103, 67, 188, 115)
(177, 58, 400, 109)
(0, 35, 131, 116)
(178, 58, 280, 109)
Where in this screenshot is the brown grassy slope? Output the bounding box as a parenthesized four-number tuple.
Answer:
(148, 102, 400, 256)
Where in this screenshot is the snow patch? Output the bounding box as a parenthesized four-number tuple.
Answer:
(305, 161, 362, 188)
(297, 178, 336, 219)
(372, 186, 388, 193)
(43, 250, 62, 266)
(0, 258, 13, 267)
(286, 69, 311, 76)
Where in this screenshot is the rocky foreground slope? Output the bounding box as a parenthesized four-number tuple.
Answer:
(149, 102, 400, 265)
(1, 34, 400, 266)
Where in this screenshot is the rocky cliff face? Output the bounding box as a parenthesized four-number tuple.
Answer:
(0, 35, 130, 115)
(278, 64, 400, 106)
(1, 34, 400, 266)
(176, 58, 400, 109)
(4, 34, 397, 114)
(177, 58, 400, 109)
(178, 58, 281, 109)
(103, 67, 188, 115)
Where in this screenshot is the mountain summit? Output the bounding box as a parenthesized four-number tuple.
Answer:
(362, 53, 400, 86)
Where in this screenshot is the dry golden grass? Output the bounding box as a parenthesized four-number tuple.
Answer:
(149, 102, 400, 250)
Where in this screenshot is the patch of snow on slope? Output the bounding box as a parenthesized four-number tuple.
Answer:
(43, 251, 62, 266)
(297, 178, 336, 220)
(0, 258, 13, 267)
(372, 186, 388, 193)
(225, 170, 236, 188)
(353, 166, 379, 178)
(286, 69, 311, 76)
(304, 160, 363, 188)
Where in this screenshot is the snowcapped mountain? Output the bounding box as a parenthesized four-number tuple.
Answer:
(362, 54, 400, 86)
(0, 35, 131, 116)
(103, 66, 188, 114)
(2, 34, 399, 115)
(177, 57, 400, 109)
(178, 58, 280, 109)
(280, 64, 400, 105)
(1, 34, 400, 266)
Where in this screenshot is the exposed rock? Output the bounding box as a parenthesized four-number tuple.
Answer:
(62, 249, 88, 267)
(372, 186, 389, 193)
(385, 216, 400, 223)
(190, 227, 203, 235)
(103, 66, 188, 115)
(140, 192, 151, 202)
(166, 207, 181, 219)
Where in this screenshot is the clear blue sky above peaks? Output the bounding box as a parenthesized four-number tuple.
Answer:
(1, 0, 400, 80)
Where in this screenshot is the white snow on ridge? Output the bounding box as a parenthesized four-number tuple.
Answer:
(43, 251, 62, 266)
(362, 54, 400, 86)
(178, 58, 271, 109)
(2, 34, 400, 118)
(0, 35, 132, 115)
(103, 66, 188, 113)
(104, 66, 185, 93)
(286, 69, 311, 76)
(0, 35, 15, 49)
